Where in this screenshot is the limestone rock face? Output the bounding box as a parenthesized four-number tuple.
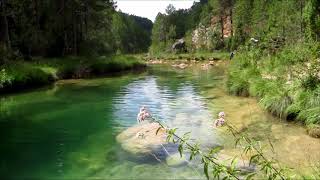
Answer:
(191, 9, 232, 51)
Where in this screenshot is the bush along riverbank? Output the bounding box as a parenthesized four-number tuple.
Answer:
(0, 55, 146, 93)
(226, 42, 320, 138)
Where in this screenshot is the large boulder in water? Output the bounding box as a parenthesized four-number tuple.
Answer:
(116, 122, 187, 166)
(116, 122, 167, 154)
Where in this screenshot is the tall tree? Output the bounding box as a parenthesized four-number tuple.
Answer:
(0, 0, 10, 62)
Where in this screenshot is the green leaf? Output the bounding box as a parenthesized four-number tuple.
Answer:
(209, 146, 222, 156)
(222, 175, 229, 180)
(204, 162, 209, 180)
(268, 138, 275, 153)
(249, 154, 260, 166)
(173, 138, 176, 143)
(178, 144, 183, 157)
(166, 133, 172, 142)
(245, 172, 256, 180)
(231, 157, 238, 172)
(235, 137, 241, 147)
(189, 152, 194, 160)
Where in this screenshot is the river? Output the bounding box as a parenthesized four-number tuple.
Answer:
(0, 62, 319, 179)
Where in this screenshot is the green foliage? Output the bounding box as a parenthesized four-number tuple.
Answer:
(287, 87, 320, 125)
(226, 69, 250, 96)
(226, 50, 261, 96)
(148, 51, 229, 61)
(0, 62, 54, 91)
(112, 12, 153, 54)
(301, 75, 320, 90)
(260, 90, 292, 119)
(90, 55, 145, 74)
(0, 55, 145, 92)
(0, 69, 12, 88)
(1, 0, 152, 58)
(303, 0, 320, 41)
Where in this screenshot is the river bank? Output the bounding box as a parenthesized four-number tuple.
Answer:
(0, 55, 146, 94)
(226, 42, 320, 138)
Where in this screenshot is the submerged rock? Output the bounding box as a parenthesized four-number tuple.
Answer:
(165, 153, 187, 167)
(172, 63, 188, 69)
(116, 122, 187, 165)
(116, 122, 168, 154)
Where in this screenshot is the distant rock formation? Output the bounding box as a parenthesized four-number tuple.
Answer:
(192, 9, 232, 51)
(172, 38, 185, 52)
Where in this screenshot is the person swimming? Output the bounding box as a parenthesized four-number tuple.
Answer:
(137, 106, 151, 123)
(214, 111, 225, 127)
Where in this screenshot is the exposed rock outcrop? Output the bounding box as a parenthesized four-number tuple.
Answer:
(172, 39, 186, 52)
(192, 9, 232, 50)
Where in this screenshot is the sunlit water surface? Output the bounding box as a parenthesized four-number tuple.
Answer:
(0, 63, 319, 179)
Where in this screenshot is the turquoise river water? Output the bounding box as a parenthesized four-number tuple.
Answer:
(0, 63, 319, 179)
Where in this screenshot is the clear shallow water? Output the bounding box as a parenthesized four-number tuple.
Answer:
(0, 63, 319, 179)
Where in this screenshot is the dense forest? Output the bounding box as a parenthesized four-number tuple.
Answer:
(0, 0, 152, 61)
(0, 0, 152, 92)
(150, 0, 320, 137)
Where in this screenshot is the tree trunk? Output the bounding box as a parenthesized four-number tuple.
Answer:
(73, 10, 78, 55)
(0, 0, 11, 50)
(300, 0, 304, 37)
(230, 8, 233, 38)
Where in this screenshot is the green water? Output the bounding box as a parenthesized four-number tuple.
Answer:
(0, 63, 319, 179)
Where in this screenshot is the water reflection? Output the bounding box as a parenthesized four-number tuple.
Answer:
(112, 76, 219, 146)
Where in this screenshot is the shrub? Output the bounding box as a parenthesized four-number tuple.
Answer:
(260, 92, 293, 119)
(0, 69, 12, 88)
(301, 74, 320, 90)
(226, 70, 250, 96)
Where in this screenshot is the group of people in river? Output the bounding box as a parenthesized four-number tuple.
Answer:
(137, 105, 225, 128)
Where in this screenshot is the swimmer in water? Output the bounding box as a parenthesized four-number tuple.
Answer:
(137, 106, 151, 123)
(214, 111, 225, 127)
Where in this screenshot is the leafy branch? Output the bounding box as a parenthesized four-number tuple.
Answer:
(225, 123, 288, 180)
(151, 117, 291, 180)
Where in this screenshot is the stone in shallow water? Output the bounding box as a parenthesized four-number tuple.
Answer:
(116, 122, 168, 155)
